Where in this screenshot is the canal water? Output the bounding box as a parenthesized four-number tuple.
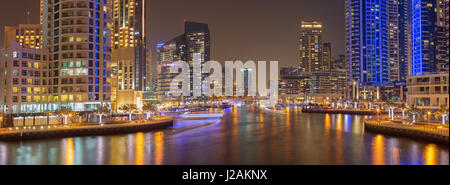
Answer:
(0, 106, 448, 165)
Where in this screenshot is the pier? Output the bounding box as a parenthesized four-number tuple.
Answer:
(0, 119, 174, 141)
(364, 120, 449, 145)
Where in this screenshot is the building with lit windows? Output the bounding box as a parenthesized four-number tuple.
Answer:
(322, 42, 331, 72)
(185, 21, 211, 98)
(408, 0, 449, 111)
(398, 0, 412, 82)
(156, 21, 210, 101)
(0, 41, 51, 114)
(42, 0, 113, 112)
(299, 21, 323, 73)
(157, 35, 186, 102)
(346, 0, 389, 87)
(279, 67, 306, 103)
(111, 0, 146, 111)
(407, 72, 449, 110)
(435, 0, 449, 72)
(388, 0, 400, 82)
(308, 69, 348, 103)
(4, 24, 43, 49)
(411, 0, 437, 75)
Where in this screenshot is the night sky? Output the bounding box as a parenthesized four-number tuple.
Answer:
(0, 0, 345, 67)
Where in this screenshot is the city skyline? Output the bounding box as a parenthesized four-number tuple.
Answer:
(0, 0, 346, 67)
(0, 0, 448, 168)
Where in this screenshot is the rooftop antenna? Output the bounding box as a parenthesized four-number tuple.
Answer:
(26, 9, 30, 24)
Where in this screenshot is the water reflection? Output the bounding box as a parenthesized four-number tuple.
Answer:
(424, 144, 437, 165)
(153, 132, 164, 165)
(372, 135, 385, 165)
(0, 106, 448, 165)
(63, 138, 74, 165)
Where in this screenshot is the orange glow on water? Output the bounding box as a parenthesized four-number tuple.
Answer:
(324, 114, 331, 136)
(65, 138, 74, 165)
(286, 107, 290, 125)
(372, 134, 385, 165)
(135, 132, 145, 165)
(336, 114, 342, 131)
(335, 114, 343, 164)
(423, 144, 437, 165)
(154, 132, 164, 165)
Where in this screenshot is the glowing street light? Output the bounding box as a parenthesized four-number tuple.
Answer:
(376, 108, 381, 123)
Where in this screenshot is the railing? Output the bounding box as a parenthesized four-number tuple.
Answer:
(407, 81, 449, 86)
(407, 91, 449, 95)
(365, 120, 449, 137)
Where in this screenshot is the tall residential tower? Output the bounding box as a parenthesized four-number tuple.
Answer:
(42, 0, 113, 111)
(299, 21, 323, 73)
(111, 0, 146, 110)
(345, 0, 389, 87)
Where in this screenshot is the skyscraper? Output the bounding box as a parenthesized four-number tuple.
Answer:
(388, 0, 400, 82)
(398, 0, 412, 81)
(156, 21, 210, 101)
(111, 0, 146, 110)
(157, 35, 186, 100)
(411, 0, 437, 75)
(42, 0, 113, 111)
(184, 21, 211, 98)
(435, 0, 449, 72)
(345, 0, 389, 86)
(299, 21, 323, 73)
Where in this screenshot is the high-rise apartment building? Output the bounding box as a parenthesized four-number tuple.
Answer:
(111, 0, 146, 110)
(346, 0, 389, 87)
(157, 35, 186, 101)
(398, 0, 412, 81)
(388, 0, 400, 82)
(4, 24, 43, 49)
(42, 0, 113, 112)
(299, 21, 323, 73)
(156, 21, 210, 101)
(322, 42, 331, 71)
(1, 41, 50, 114)
(435, 0, 449, 72)
(411, 0, 437, 75)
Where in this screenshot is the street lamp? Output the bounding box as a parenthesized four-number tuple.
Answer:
(377, 108, 380, 123)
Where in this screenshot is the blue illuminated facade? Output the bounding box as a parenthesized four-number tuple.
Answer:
(346, 0, 389, 86)
(398, 0, 411, 82)
(411, 0, 437, 76)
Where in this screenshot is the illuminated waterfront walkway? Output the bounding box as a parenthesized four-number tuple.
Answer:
(0, 118, 174, 141)
(364, 119, 449, 144)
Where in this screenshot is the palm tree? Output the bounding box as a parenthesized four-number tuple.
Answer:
(119, 104, 138, 121)
(436, 105, 449, 125)
(94, 105, 110, 124)
(384, 100, 397, 119)
(399, 103, 407, 119)
(142, 103, 156, 120)
(57, 106, 74, 125)
(407, 104, 422, 123)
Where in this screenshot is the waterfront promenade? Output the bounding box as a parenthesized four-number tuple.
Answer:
(302, 108, 388, 115)
(0, 118, 174, 141)
(364, 119, 449, 144)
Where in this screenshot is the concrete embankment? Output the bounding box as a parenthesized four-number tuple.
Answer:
(364, 120, 449, 145)
(302, 108, 388, 115)
(0, 119, 173, 142)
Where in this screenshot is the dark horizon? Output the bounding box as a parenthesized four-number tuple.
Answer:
(0, 0, 345, 67)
